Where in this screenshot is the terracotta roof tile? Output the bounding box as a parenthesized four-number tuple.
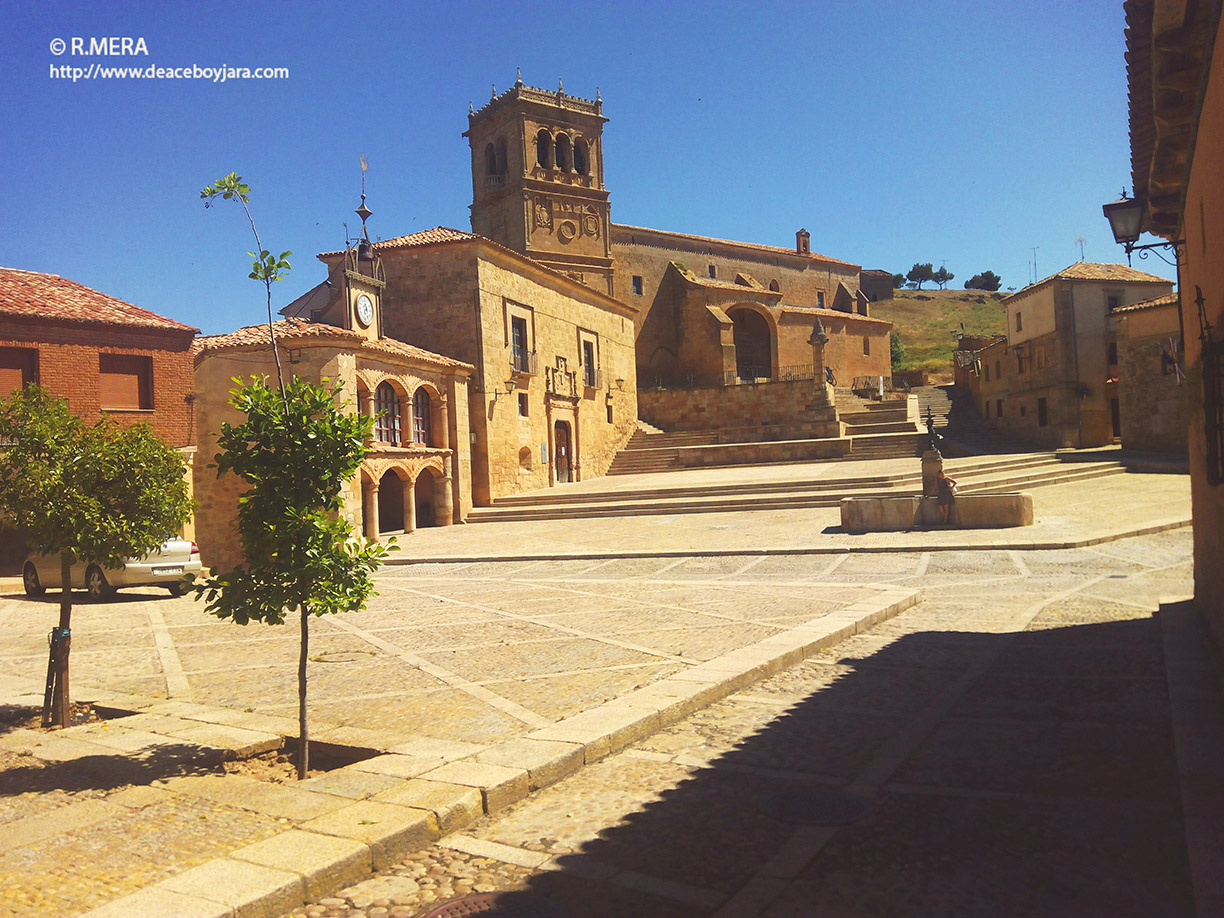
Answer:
(611, 223, 860, 269)
(317, 227, 477, 259)
(1050, 262, 1170, 284)
(193, 318, 472, 372)
(0, 267, 197, 332)
(1111, 291, 1180, 315)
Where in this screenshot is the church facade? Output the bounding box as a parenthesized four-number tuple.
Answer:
(463, 77, 892, 434)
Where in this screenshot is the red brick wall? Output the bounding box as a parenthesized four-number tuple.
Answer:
(0, 320, 196, 447)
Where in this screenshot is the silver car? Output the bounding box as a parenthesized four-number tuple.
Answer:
(22, 539, 202, 600)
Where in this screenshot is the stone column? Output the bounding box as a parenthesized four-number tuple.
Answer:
(435, 394, 450, 450)
(363, 482, 379, 538)
(809, 317, 834, 409)
(434, 475, 454, 526)
(402, 477, 415, 533)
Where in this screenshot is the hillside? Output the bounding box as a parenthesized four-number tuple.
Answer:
(871, 288, 1007, 379)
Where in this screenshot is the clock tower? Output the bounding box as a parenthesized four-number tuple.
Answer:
(464, 73, 614, 296)
(341, 193, 385, 342)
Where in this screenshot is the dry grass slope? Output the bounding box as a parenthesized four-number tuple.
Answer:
(872, 289, 1007, 375)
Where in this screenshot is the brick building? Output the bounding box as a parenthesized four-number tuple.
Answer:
(0, 266, 198, 560)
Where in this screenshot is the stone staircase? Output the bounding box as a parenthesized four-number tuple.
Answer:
(467, 451, 1127, 523)
(606, 428, 719, 475)
(912, 384, 1035, 456)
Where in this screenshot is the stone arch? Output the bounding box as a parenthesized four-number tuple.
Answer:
(726, 304, 777, 380)
(519, 446, 533, 471)
(374, 379, 406, 445)
(495, 137, 507, 174)
(484, 142, 497, 177)
(377, 467, 408, 533)
(414, 466, 439, 528)
(535, 129, 552, 168)
(410, 384, 439, 446)
(646, 346, 677, 383)
(555, 133, 572, 172)
(769, 279, 780, 292)
(573, 137, 589, 175)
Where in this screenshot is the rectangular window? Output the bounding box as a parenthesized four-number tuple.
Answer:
(582, 339, 597, 388)
(632, 275, 643, 295)
(0, 346, 37, 396)
(1036, 347, 1046, 369)
(708, 264, 717, 278)
(518, 392, 529, 417)
(1016, 352, 1024, 374)
(99, 354, 152, 409)
(995, 360, 1001, 379)
(817, 292, 825, 309)
(1020, 405, 1027, 417)
(985, 401, 991, 419)
(863, 336, 871, 356)
(1107, 295, 1120, 312)
(996, 398, 1003, 417)
(510, 315, 530, 373)
(1038, 397, 1048, 426)
(1015, 311, 1023, 332)
(606, 403, 613, 423)
(985, 364, 991, 382)
(1107, 342, 1118, 365)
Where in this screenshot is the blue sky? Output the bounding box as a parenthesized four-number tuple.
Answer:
(2, 0, 1169, 335)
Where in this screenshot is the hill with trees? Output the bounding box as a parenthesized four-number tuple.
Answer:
(872, 288, 1007, 380)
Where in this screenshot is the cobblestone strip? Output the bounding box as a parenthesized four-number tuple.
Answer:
(146, 605, 192, 700)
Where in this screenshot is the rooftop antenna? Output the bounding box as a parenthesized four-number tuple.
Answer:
(1030, 246, 1040, 282)
(1075, 235, 1087, 261)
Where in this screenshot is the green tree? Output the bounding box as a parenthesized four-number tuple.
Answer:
(965, 270, 1002, 292)
(906, 263, 935, 289)
(932, 266, 954, 289)
(0, 385, 192, 726)
(891, 272, 906, 289)
(198, 172, 390, 778)
(890, 332, 906, 370)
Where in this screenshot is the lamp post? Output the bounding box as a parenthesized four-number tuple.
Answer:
(1102, 190, 1183, 266)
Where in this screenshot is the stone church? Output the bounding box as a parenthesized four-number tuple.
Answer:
(463, 76, 893, 435)
(193, 76, 894, 560)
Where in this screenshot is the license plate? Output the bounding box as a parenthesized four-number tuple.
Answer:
(155, 566, 184, 575)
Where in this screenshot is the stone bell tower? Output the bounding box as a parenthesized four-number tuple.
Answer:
(464, 72, 614, 295)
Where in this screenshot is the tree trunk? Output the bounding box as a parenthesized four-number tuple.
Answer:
(297, 604, 309, 779)
(43, 552, 73, 727)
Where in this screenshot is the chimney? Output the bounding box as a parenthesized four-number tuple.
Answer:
(796, 228, 810, 255)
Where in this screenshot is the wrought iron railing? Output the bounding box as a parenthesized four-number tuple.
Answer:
(638, 364, 816, 391)
(509, 349, 538, 376)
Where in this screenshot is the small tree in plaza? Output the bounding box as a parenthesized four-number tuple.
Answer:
(0, 385, 192, 727)
(198, 172, 390, 778)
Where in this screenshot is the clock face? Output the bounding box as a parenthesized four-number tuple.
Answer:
(355, 293, 374, 327)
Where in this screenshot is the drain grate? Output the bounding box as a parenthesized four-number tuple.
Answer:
(758, 786, 872, 826)
(415, 892, 569, 918)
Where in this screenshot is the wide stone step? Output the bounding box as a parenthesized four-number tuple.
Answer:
(468, 460, 1125, 522)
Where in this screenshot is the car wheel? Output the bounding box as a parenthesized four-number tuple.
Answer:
(166, 582, 187, 597)
(85, 565, 113, 601)
(23, 563, 45, 597)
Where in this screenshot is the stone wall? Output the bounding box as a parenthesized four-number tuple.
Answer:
(638, 378, 837, 435)
(1115, 307, 1188, 454)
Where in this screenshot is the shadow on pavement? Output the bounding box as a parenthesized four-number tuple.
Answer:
(0, 742, 222, 796)
(478, 612, 1198, 917)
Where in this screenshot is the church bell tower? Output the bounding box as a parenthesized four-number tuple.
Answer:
(464, 72, 613, 295)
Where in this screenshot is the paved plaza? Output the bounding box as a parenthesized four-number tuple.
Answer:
(0, 459, 1217, 917)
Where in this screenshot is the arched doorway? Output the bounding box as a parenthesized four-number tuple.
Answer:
(378, 470, 404, 533)
(731, 308, 772, 380)
(554, 421, 572, 484)
(414, 469, 438, 528)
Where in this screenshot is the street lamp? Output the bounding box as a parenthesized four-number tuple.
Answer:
(1102, 189, 1183, 266)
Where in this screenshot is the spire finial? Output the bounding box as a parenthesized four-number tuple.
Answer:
(491, 84, 496, 100)
(558, 77, 564, 93)
(515, 67, 523, 86)
(469, 100, 474, 115)
(355, 154, 373, 242)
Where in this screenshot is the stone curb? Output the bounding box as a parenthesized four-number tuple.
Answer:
(384, 517, 1192, 566)
(74, 586, 920, 918)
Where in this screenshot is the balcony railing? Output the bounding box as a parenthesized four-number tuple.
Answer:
(509, 349, 538, 376)
(485, 174, 506, 187)
(637, 363, 816, 391)
(583, 366, 602, 389)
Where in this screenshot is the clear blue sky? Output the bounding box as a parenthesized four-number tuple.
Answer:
(2, 0, 1170, 335)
